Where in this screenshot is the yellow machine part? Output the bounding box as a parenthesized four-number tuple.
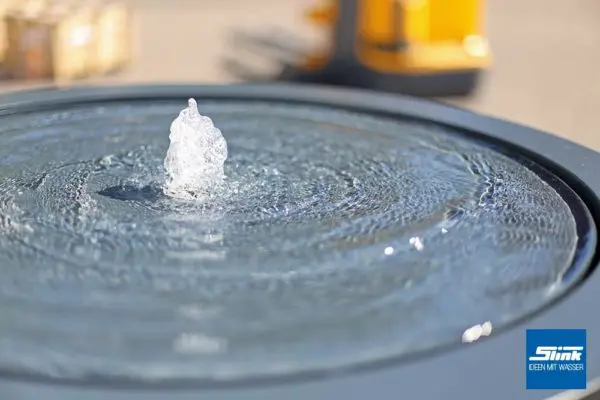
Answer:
(358, 0, 397, 45)
(428, 0, 482, 41)
(357, 0, 490, 74)
(301, 0, 491, 74)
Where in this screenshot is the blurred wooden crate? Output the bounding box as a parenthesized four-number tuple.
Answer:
(2, 0, 132, 80)
(0, 1, 19, 63)
(95, 1, 131, 74)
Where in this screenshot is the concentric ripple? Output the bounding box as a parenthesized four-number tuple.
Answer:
(0, 100, 588, 383)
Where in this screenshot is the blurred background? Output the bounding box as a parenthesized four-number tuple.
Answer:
(1, 0, 599, 150)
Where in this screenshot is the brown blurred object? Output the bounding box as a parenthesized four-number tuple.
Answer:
(0, 1, 17, 63)
(1, 0, 132, 81)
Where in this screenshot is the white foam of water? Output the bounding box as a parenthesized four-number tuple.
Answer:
(163, 99, 228, 200)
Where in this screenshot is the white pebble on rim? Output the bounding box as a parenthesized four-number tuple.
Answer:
(462, 321, 493, 343)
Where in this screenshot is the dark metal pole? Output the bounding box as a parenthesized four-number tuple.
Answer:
(330, 0, 359, 61)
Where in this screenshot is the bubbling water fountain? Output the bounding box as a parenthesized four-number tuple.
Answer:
(0, 88, 594, 391)
(163, 98, 228, 200)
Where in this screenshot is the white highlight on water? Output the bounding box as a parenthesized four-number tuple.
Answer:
(163, 98, 228, 199)
(409, 236, 424, 251)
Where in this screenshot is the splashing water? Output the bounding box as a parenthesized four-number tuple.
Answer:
(163, 98, 228, 199)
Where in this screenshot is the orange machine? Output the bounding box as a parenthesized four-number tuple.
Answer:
(280, 0, 491, 96)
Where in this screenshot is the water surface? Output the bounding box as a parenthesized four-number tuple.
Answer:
(0, 101, 582, 383)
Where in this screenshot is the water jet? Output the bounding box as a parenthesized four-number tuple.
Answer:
(163, 98, 228, 200)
